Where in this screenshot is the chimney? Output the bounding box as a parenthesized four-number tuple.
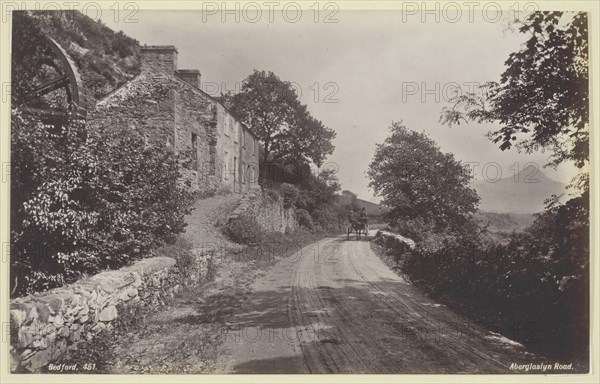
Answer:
(140, 45, 178, 75)
(176, 69, 202, 88)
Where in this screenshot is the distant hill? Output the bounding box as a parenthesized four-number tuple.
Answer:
(473, 169, 566, 214)
(339, 194, 389, 218)
(473, 212, 535, 233)
(355, 198, 389, 217)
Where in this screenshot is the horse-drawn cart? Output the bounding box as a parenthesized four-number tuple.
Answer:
(347, 215, 369, 240)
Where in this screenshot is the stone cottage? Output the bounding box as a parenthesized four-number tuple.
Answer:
(88, 45, 259, 194)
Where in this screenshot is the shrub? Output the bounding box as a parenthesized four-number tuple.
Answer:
(158, 238, 196, 279)
(387, 197, 589, 360)
(280, 183, 300, 209)
(10, 110, 195, 296)
(311, 205, 345, 232)
(225, 214, 266, 245)
(263, 188, 280, 202)
(294, 209, 314, 230)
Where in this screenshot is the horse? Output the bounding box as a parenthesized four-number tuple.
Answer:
(347, 216, 369, 240)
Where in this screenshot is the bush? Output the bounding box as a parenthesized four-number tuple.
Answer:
(263, 188, 280, 202)
(294, 209, 314, 230)
(158, 238, 195, 278)
(388, 197, 589, 360)
(280, 183, 300, 209)
(225, 214, 266, 245)
(311, 205, 346, 232)
(10, 110, 195, 296)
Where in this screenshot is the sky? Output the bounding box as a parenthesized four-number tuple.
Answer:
(100, 9, 579, 203)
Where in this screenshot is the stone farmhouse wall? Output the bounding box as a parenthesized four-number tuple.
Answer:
(87, 45, 259, 195)
(215, 104, 260, 192)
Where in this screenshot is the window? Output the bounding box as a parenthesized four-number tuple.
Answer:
(223, 115, 229, 137)
(208, 142, 217, 176)
(191, 133, 198, 170)
(223, 151, 228, 180)
(233, 157, 238, 190)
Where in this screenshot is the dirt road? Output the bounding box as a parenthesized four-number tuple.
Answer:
(215, 236, 536, 373)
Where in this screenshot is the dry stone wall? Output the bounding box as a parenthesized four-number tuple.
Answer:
(9, 252, 212, 373)
(228, 186, 298, 233)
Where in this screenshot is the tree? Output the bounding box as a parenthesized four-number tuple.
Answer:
(368, 122, 479, 232)
(296, 168, 344, 231)
(227, 70, 335, 167)
(341, 190, 361, 210)
(440, 12, 588, 179)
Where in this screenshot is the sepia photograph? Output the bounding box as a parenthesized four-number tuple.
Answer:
(1, 1, 597, 381)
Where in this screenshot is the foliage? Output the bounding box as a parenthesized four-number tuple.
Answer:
(527, 191, 589, 274)
(294, 168, 349, 232)
(280, 183, 300, 209)
(263, 188, 280, 202)
(11, 112, 98, 292)
(389, 207, 588, 359)
(10, 109, 194, 296)
(158, 238, 197, 280)
(310, 205, 346, 232)
(296, 168, 341, 211)
(372, 135, 589, 360)
(368, 122, 479, 234)
(225, 214, 266, 245)
(226, 70, 336, 167)
(294, 209, 314, 230)
(440, 12, 588, 174)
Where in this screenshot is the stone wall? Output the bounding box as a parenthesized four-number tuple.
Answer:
(172, 76, 221, 192)
(88, 75, 176, 147)
(9, 251, 212, 373)
(374, 230, 416, 249)
(228, 186, 298, 233)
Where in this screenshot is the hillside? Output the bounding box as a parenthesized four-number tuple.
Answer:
(18, 11, 141, 101)
(355, 198, 389, 217)
(339, 194, 389, 218)
(473, 169, 566, 214)
(473, 212, 535, 233)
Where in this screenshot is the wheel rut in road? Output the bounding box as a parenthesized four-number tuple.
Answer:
(217, 236, 536, 373)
